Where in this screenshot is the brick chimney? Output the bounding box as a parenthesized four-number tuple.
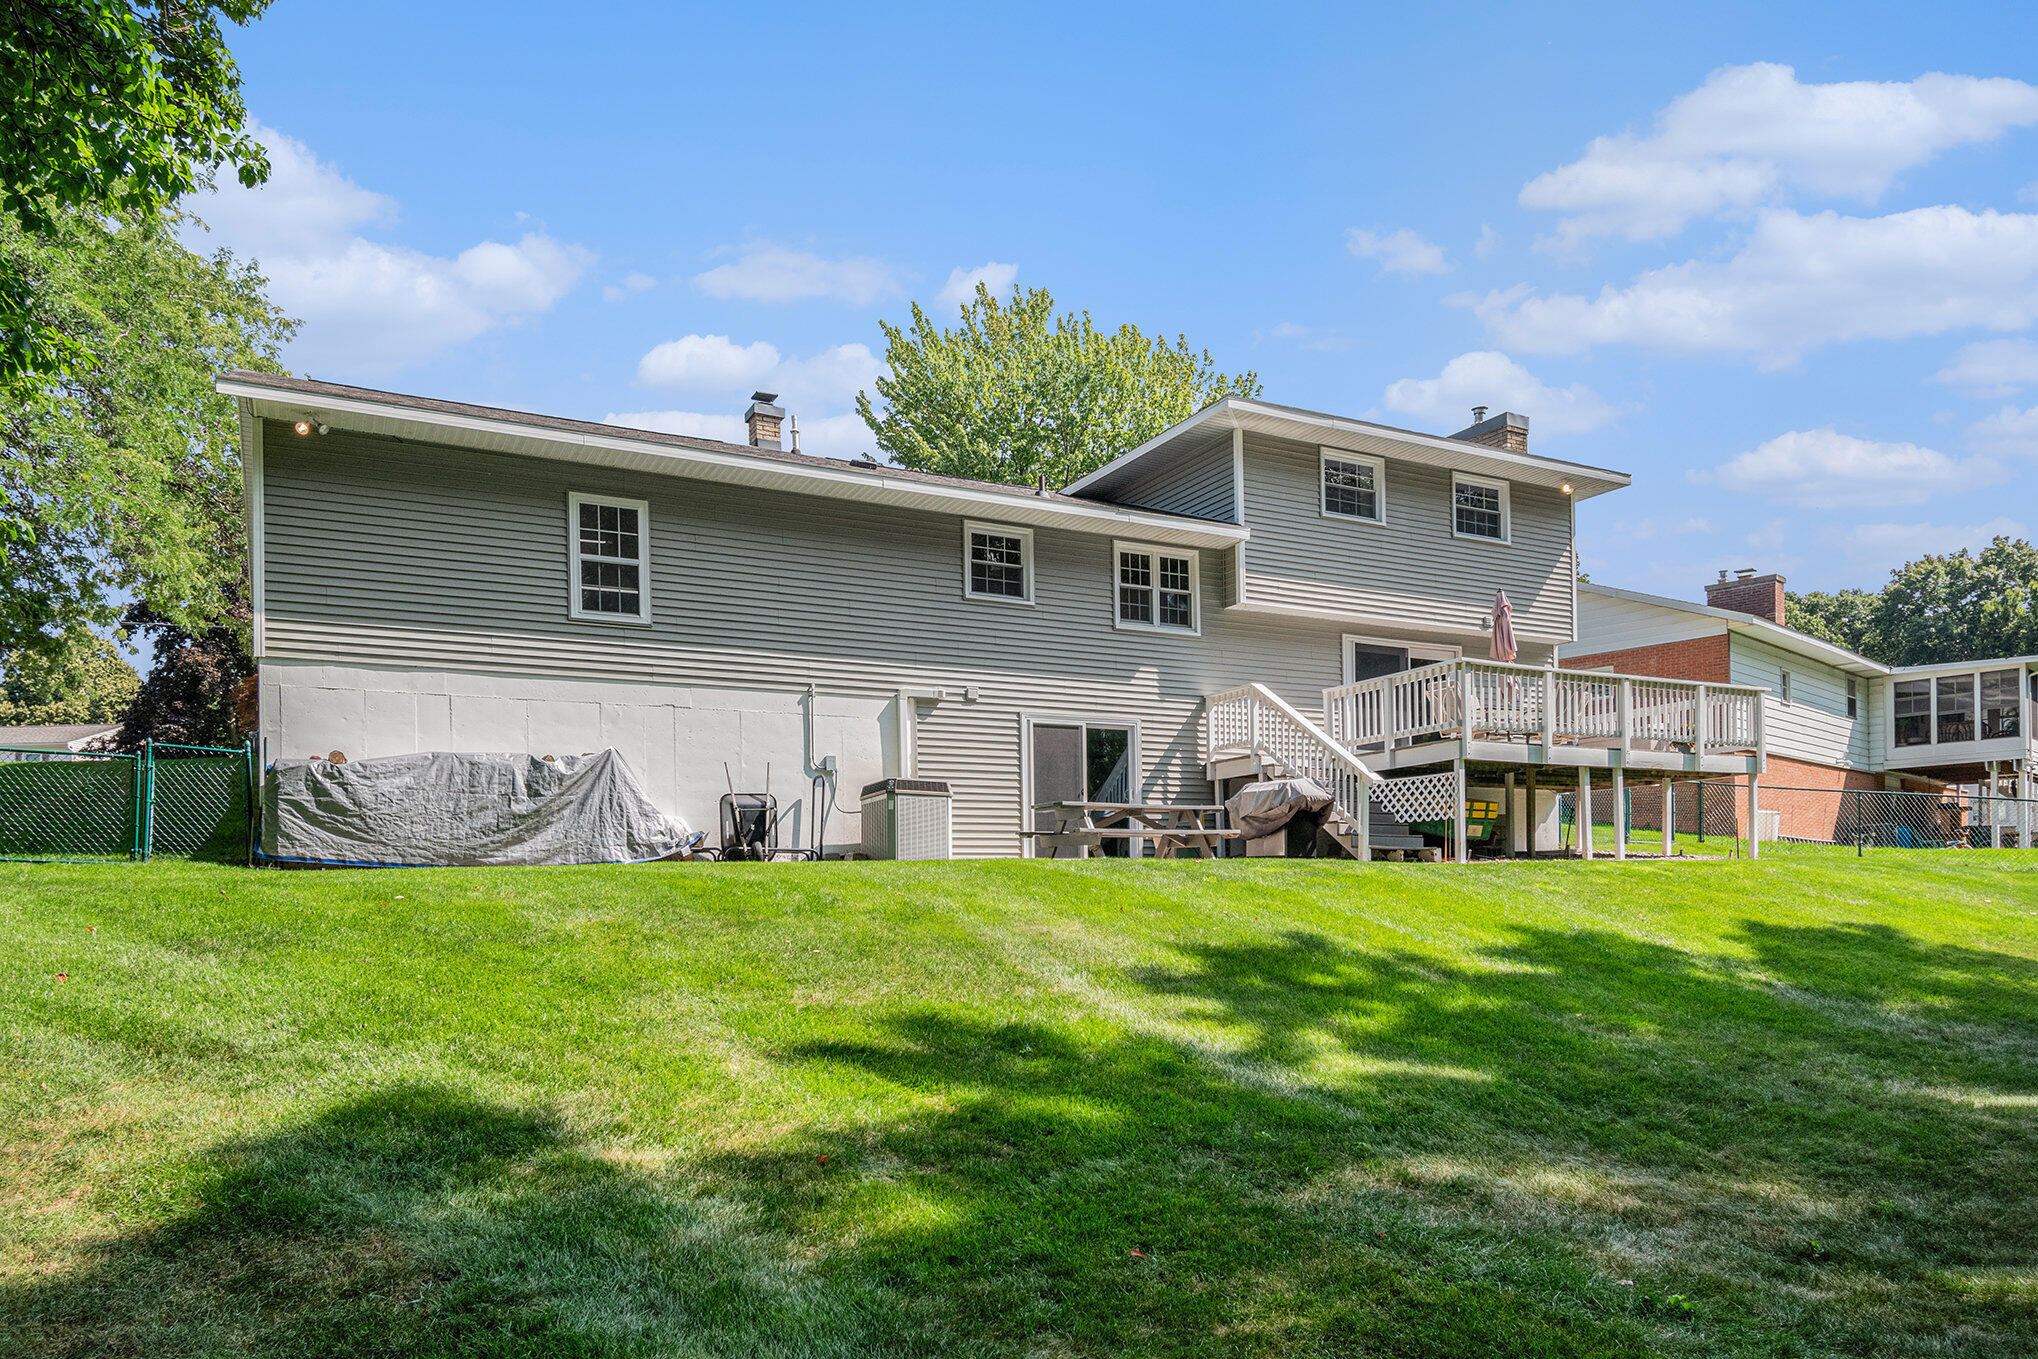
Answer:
(1705, 567, 1786, 624)
(744, 391, 785, 450)
(1450, 407, 1530, 453)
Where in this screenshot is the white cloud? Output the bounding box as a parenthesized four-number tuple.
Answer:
(1522, 63, 2038, 248)
(691, 243, 900, 305)
(1602, 516, 1716, 542)
(936, 262, 1018, 309)
(1933, 338, 2038, 397)
(635, 334, 783, 391)
(602, 272, 657, 302)
(1344, 227, 1451, 276)
(1825, 516, 2028, 573)
(1380, 351, 1621, 437)
(634, 334, 881, 411)
(602, 409, 873, 458)
(182, 123, 591, 374)
(1696, 427, 2005, 506)
(1256, 321, 1349, 351)
(1473, 224, 1501, 260)
(1969, 402, 2038, 456)
(1471, 206, 2038, 366)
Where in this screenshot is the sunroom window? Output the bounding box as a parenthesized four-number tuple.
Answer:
(1982, 668, 2021, 739)
(1894, 679, 1931, 747)
(568, 493, 649, 622)
(1936, 674, 1976, 744)
(1115, 545, 1196, 632)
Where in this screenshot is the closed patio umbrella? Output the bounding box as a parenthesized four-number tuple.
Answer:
(1490, 589, 1517, 662)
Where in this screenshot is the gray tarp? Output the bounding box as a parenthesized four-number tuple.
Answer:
(1225, 776, 1335, 841)
(263, 749, 698, 867)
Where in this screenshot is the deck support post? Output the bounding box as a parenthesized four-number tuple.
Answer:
(1453, 758, 1469, 864)
(1988, 761, 2002, 849)
(1661, 781, 1674, 857)
(2020, 760, 2034, 849)
(1746, 774, 1761, 860)
(1578, 766, 1593, 860)
(1504, 769, 1518, 858)
(1612, 767, 1627, 860)
(1525, 769, 1539, 856)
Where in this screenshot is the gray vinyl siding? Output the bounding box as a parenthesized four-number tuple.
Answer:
(1236, 431, 1577, 645)
(260, 421, 1355, 856)
(1099, 430, 1236, 522)
(1731, 635, 1871, 769)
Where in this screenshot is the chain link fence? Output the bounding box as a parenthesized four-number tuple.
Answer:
(0, 740, 253, 863)
(1555, 777, 2036, 855)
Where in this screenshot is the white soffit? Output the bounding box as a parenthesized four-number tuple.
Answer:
(222, 378, 1250, 551)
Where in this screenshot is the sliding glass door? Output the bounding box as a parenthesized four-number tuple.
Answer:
(1028, 720, 1136, 857)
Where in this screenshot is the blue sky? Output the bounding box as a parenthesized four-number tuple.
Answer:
(190, 0, 2038, 601)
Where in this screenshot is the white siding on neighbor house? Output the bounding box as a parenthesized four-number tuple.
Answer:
(260, 422, 1379, 855)
(1730, 635, 1871, 770)
(1571, 591, 1726, 655)
(1236, 431, 1577, 647)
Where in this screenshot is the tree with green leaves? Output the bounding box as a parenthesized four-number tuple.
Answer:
(857, 284, 1263, 488)
(0, 630, 139, 725)
(1784, 588, 1877, 656)
(1, 1, 272, 383)
(1, 202, 294, 660)
(109, 598, 251, 750)
(1863, 536, 2038, 667)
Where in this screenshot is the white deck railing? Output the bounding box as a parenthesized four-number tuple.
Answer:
(1321, 658, 1764, 759)
(1203, 683, 1385, 848)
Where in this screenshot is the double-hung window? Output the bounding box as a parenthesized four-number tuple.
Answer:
(1114, 543, 1197, 633)
(1321, 450, 1384, 522)
(568, 492, 650, 622)
(1846, 677, 1858, 719)
(1451, 474, 1509, 542)
(964, 522, 1033, 603)
(1893, 678, 1932, 747)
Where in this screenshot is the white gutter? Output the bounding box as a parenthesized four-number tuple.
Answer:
(217, 376, 1252, 551)
(1580, 581, 1889, 675)
(1065, 396, 1633, 498)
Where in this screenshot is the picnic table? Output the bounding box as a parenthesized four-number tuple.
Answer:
(1021, 800, 1241, 859)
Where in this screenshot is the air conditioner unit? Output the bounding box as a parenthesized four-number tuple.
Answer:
(860, 778, 952, 860)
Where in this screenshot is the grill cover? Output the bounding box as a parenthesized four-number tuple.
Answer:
(1225, 777, 1335, 841)
(263, 749, 697, 867)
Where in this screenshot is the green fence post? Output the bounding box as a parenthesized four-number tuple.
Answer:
(141, 739, 155, 862)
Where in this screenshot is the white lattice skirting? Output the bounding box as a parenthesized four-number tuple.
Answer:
(1370, 772, 1461, 824)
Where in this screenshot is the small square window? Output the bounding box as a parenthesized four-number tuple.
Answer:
(964, 522, 1033, 603)
(568, 493, 650, 622)
(1322, 452, 1383, 522)
(1114, 543, 1197, 633)
(1452, 476, 1508, 541)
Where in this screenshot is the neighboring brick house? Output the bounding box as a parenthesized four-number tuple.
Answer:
(1569, 573, 2037, 843)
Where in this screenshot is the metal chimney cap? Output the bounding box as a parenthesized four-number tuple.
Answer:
(750, 391, 779, 404)
(1735, 567, 1757, 579)
(1471, 405, 1488, 422)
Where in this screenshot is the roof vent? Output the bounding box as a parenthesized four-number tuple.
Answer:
(1471, 405, 1488, 423)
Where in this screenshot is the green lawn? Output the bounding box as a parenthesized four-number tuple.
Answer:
(5, 854, 2037, 1357)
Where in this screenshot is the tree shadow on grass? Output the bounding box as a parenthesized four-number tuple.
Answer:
(8, 921, 2038, 1357)
(0, 1084, 916, 1359)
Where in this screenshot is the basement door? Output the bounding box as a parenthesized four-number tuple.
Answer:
(1025, 719, 1137, 858)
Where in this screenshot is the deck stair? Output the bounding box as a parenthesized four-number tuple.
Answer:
(1202, 683, 1384, 859)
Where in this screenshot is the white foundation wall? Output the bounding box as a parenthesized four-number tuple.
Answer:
(260, 662, 897, 854)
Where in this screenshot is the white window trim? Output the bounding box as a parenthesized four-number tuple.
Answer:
(1780, 669, 1793, 705)
(962, 520, 1035, 605)
(566, 491, 653, 625)
(1450, 472, 1511, 544)
(1340, 633, 1460, 684)
(1111, 540, 1201, 635)
(1319, 448, 1386, 524)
